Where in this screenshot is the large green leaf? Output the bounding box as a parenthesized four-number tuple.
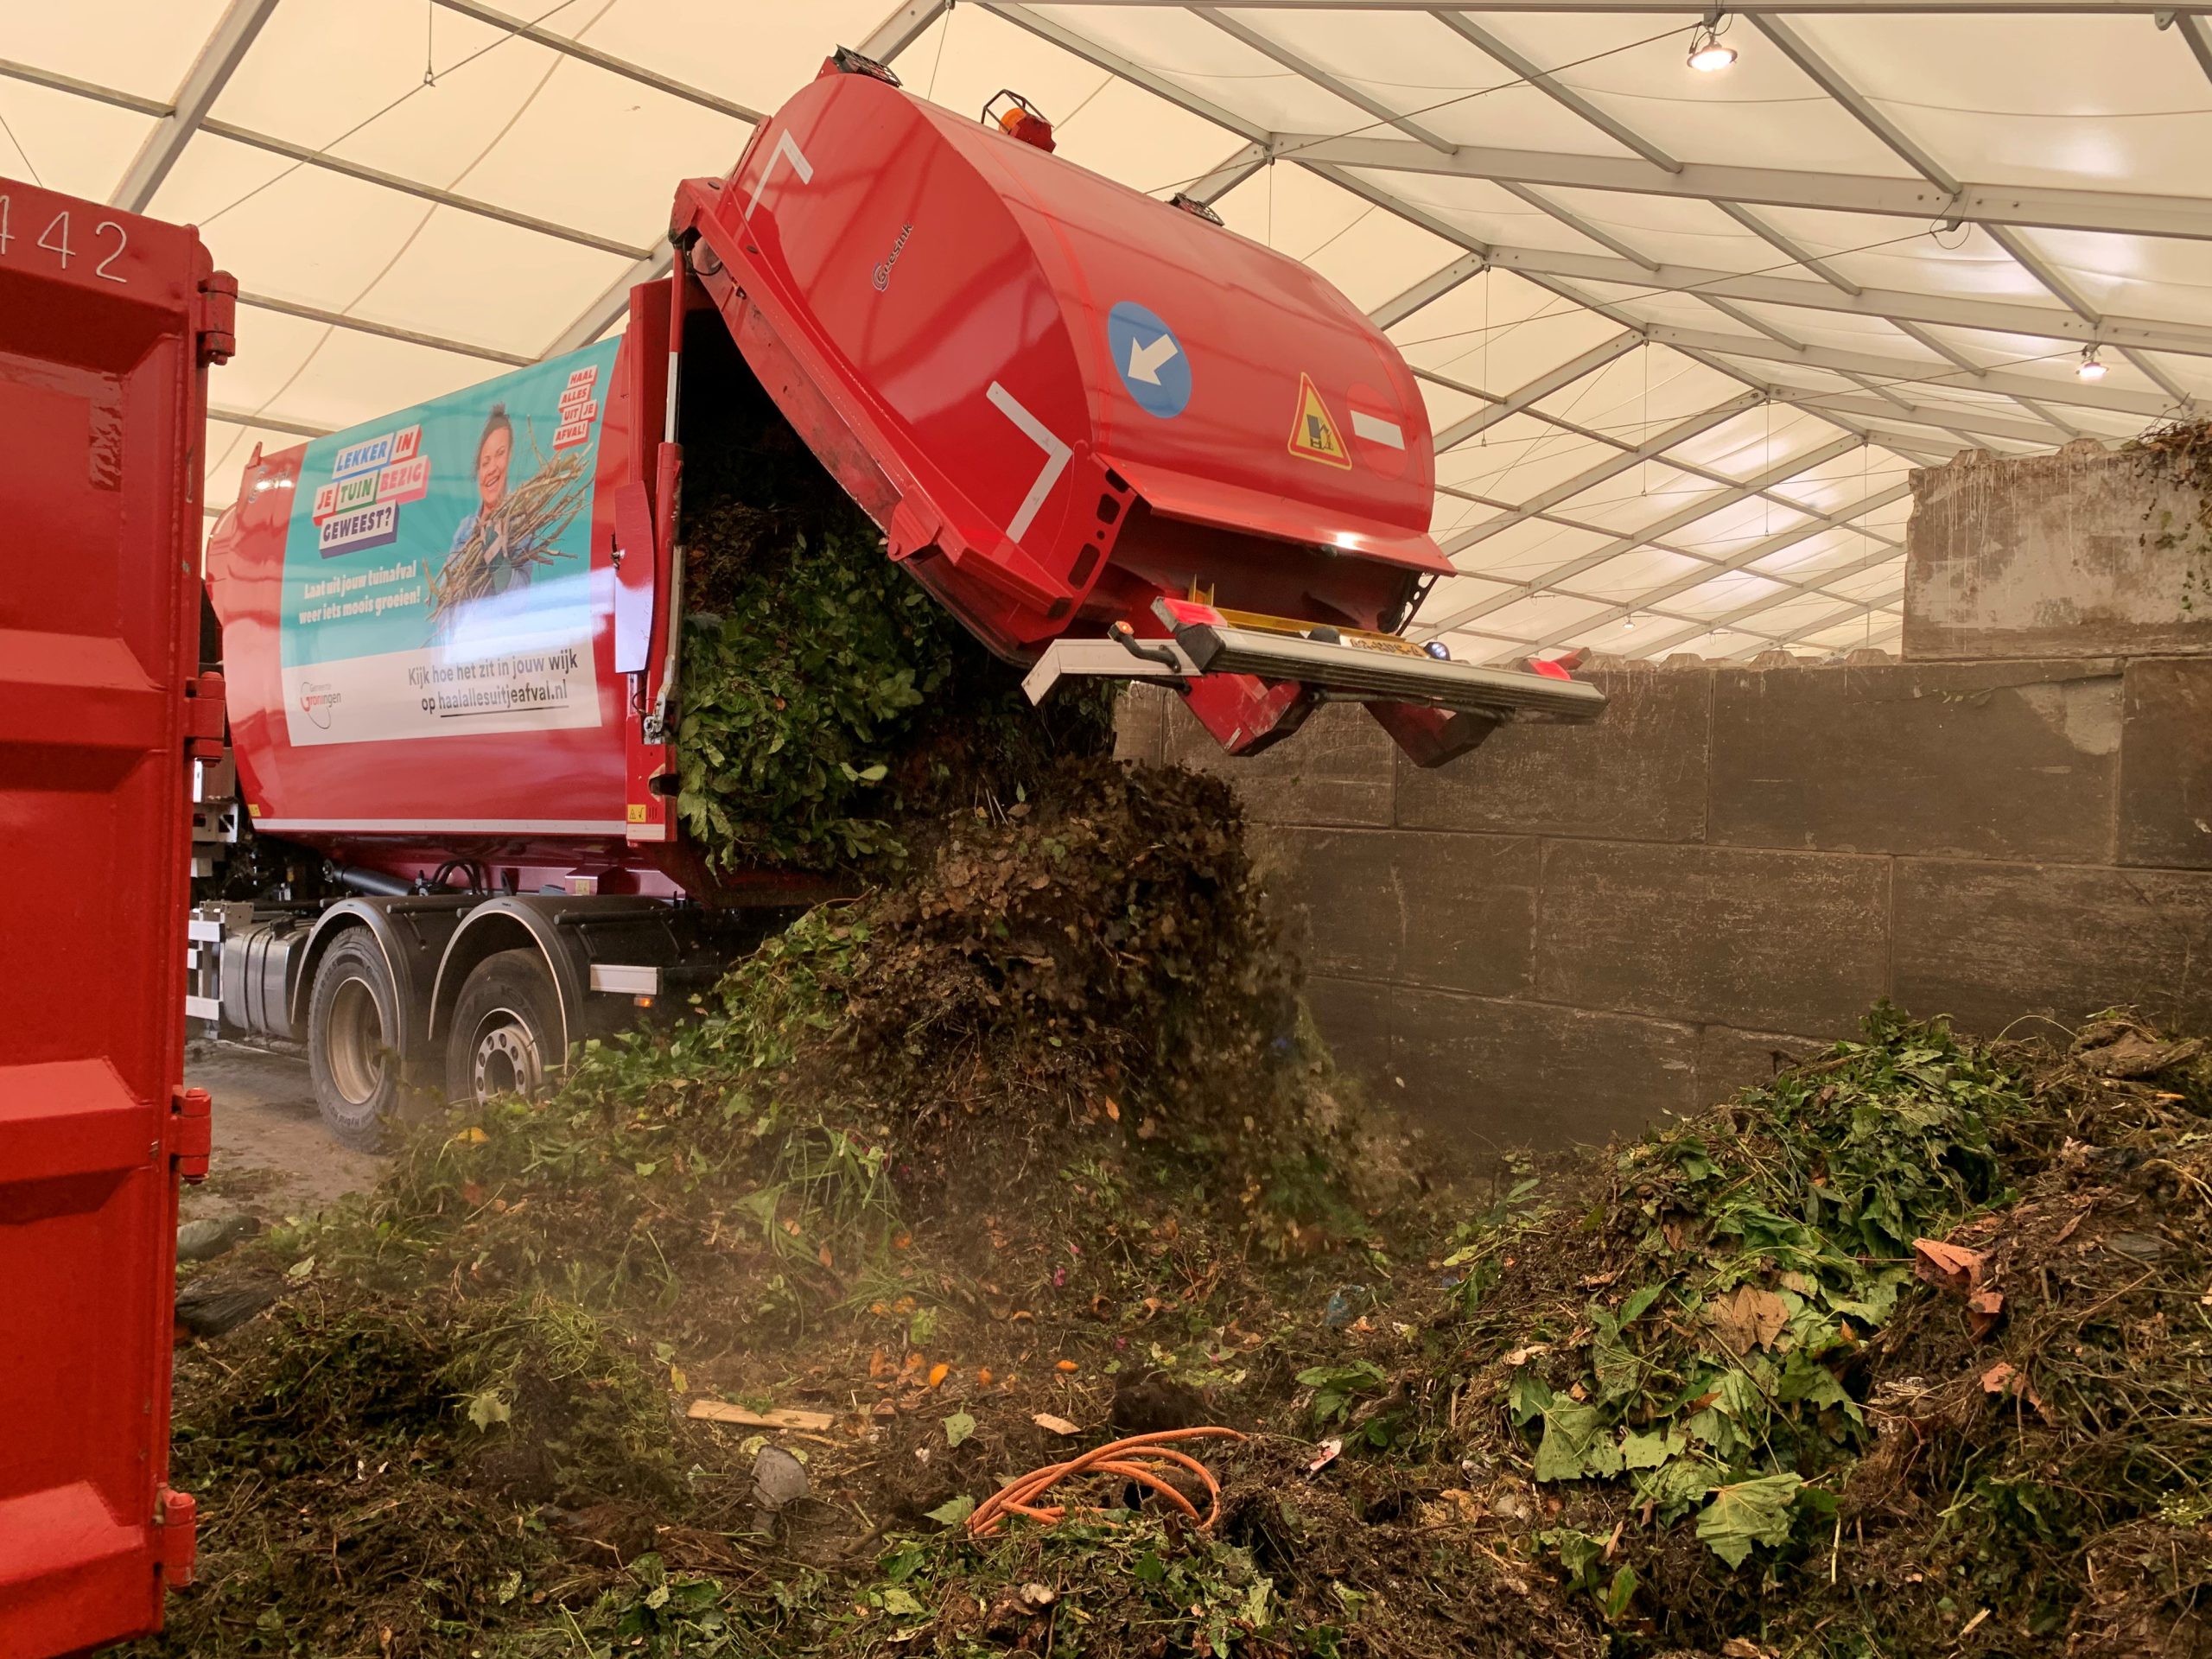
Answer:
(1535, 1401, 1623, 1482)
(1632, 1454, 1718, 1514)
(1621, 1428, 1683, 1470)
(923, 1494, 975, 1528)
(1696, 1472, 1804, 1567)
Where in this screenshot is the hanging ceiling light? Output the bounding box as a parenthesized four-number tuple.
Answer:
(1688, 12, 1738, 72)
(2077, 345, 2108, 382)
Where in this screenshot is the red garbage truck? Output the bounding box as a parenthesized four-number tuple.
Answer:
(194, 50, 1604, 1150)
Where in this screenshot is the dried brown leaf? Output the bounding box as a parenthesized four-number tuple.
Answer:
(1911, 1237, 1988, 1296)
(1706, 1284, 1789, 1357)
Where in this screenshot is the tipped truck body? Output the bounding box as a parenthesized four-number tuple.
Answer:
(204, 51, 1603, 896)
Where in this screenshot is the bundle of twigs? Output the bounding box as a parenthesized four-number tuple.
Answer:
(429, 439, 592, 622)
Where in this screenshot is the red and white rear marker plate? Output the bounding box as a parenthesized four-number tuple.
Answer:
(1346, 381, 1408, 479)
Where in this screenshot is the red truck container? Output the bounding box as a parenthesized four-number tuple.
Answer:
(194, 51, 1604, 1153)
(0, 181, 232, 1653)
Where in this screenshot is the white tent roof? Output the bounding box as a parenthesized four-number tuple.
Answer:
(10, 0, 2209, 661)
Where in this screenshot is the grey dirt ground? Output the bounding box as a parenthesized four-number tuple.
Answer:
(181, 1042, 385, 1224)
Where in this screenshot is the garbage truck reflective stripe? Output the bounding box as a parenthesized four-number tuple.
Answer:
(985, 380, 1071, 543)
(745, 130, 813, 221)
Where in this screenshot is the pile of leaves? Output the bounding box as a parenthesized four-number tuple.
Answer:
(1461, 1007, 2020, 1573)
(1343, 1007, 2212, 1656)
(155, 1286, 696, 1656)
(139, 884, 2212, 1659)
(139, 751, 1382, 1657)
(545, 753, 1340, 1205)
(672, 381, 1113, 876)
(820, 757, 1317, 1182)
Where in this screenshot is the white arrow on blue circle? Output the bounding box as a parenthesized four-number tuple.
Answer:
(1127, 332, 1179, 385)
(1107, 301, 1192, 418)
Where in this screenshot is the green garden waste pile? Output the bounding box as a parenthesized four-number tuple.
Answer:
(669, 405, 1114, 878)
(149, 938, 2212, 1657)
(137, 430, 2212, 1659)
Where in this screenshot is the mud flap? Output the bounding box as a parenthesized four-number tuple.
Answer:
(1365, 701, 1501, 769)
(1179, 673, 1317, 758)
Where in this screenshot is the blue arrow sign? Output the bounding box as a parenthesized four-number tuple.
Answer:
(1107, 301, 1192, 419)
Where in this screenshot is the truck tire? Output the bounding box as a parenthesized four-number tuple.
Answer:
(445, 949, 563, 1107)
(307, 931, 404, 1151)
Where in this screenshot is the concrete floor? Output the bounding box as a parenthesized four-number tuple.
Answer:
(180, 1042, 385, 1224)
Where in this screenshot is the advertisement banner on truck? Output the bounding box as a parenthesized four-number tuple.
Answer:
(277, 340, 620, 747)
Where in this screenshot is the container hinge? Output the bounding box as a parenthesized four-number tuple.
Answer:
(198, 271, 238, 366)
(184, 671, 226, 763)
(170, 1085, 212, 1183)
(152, 1488, 198, 1587)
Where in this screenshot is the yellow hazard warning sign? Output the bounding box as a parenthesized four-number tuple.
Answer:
(1287, 372, 1352, 470)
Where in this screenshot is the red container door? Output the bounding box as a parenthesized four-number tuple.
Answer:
(0, 181, 229, 1655)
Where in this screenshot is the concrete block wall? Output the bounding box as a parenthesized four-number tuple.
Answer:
(1116, 654, 2212, 1157)
(1905, 441, 2212, 661)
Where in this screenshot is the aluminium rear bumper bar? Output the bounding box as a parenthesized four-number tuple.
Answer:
(1022, 613, 1605, 726)
(1179, 621, 1605, 721)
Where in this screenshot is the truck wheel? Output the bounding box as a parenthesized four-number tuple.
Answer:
(307, 931, 404, 1151)
(445, 950, 563, 1107)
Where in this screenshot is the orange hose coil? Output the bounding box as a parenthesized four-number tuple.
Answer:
(965, 1427, 1247, 1537)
